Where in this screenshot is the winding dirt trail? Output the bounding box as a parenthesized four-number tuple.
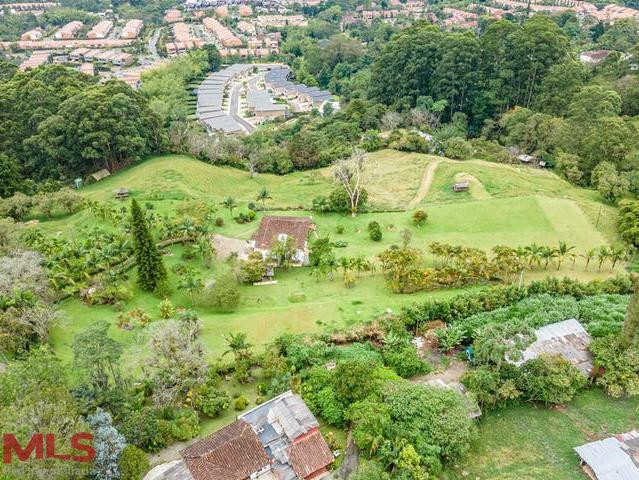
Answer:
(407, 159, 441, 209)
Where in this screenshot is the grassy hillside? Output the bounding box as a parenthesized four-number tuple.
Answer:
(425, 158, 618, 242)
(46, 150, 621, 368)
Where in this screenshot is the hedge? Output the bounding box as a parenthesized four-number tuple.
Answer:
(400, 275, 632, 332)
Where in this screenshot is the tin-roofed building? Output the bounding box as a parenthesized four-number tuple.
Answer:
(506, 319, 594, 375)
(195, 64, 254, 134)
(575, 431, 639, 480)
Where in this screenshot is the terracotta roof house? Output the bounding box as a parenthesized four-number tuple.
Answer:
(143, 391, 334, 480)
(250, 216, 315, 266)
(574, 430, 639, 479)
(181, 420, 271, 480)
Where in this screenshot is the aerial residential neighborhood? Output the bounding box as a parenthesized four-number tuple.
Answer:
(2, 0, 639, 479)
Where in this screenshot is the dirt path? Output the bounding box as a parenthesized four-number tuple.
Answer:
(149, 439, 192, 467)
(411, 359, 469, 385)
(407, 159, 441, 209)
(337, 429, 360, 479)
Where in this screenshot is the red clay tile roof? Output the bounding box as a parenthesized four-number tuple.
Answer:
(251, 216, 312, 250)
(180, 420, 270, 480)
(286, 431, 334, 479)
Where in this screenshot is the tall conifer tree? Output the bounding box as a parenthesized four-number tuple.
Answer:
(130, 199, 166, 291)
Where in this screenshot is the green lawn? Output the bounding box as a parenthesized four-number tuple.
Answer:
(46, 151, 620, 368)
(49, 243, 468, 368)
(440, 389, 639, 480)
(425, 159, 619, 242)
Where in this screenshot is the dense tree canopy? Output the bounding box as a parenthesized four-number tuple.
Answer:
(369, 17, 570, 128)
(0, 66, 164, 192)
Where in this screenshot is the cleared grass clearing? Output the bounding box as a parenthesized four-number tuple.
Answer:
(440, 389, 639, 480)
(424, 159, 618, 242)
(221, 195, 606, 260)
(80, 155, 333, 209)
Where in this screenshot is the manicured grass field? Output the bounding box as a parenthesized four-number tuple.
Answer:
(440, 389, 639, 480)
(425, 159, 619, 242)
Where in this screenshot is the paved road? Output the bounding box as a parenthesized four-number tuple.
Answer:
(229, 84, 255, 133)
(148, 27, 161, 58)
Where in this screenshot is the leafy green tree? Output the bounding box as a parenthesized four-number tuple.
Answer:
(131, 199, 167, 292)
(591, 162, 629, 203)
(378, 247, 425, 293)
(555, 152, 583, 184)
(0, 153, 22, 198)
(73, 320, 124, 394)
(202, 273, 240, 312)
(517, 354, 586, 405)
(442, 136, 474, 159)
(618, 200, 639, 248)
(534, 60, 587, 116)
(26, 80, 162, 175)
(567, 86, 621, 121)
(368, 221, 382, 242)
(240, 251, 268, 283)
(118, 445, 149, 480)
(202, 44, 222, 71)
(0, 348, 90, 479)
(149, 320, 207, 405)
(622, 277, 639, 348)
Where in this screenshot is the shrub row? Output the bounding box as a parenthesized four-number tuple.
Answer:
(400, 275, 632, 331)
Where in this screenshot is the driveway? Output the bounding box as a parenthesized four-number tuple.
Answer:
(229, 84, 255, 133)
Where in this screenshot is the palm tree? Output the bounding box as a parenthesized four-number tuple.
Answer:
(581, 248, 596, 271)
(223, 332, 253, 360)
(351, 255, 368, 277)
(220, 196, 237, 216)
(338, 256, 351, 280)
(177, 218, 198, 240)
(597, 245, 610, 271)
(555, 241, 575, 271)
(256, 187, 272, 209)
(609, 245, 627, 270)
(525, 243, 543, 268)
(540, 246, 557, 270)
(178, 274, 204, 306)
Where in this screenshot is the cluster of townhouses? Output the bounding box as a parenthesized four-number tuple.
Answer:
(264, 67, 337, 112)
(196, 63, 255, 134)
